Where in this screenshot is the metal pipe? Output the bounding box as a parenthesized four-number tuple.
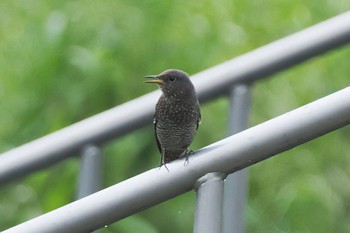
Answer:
(1, 12, 350, 184)
(223, 170, 248, 233)
(77, 145, 102, 233)
(223, 85, 251, 233)
(194, 173, 226, 233)
(3, 86, 350, 233)
(77, 145, 102, 199)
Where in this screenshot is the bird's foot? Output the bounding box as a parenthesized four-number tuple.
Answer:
(159, 160, 169, 171)
(184, 156, 189, 166)
(184, 149, 194, 166)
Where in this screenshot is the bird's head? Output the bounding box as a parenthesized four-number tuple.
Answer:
(144, 69, 196, 98)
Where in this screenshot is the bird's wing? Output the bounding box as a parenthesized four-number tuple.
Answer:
(153, 115, 162, 154)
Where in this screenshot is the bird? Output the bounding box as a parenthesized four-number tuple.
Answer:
(144, 69, 201, 167)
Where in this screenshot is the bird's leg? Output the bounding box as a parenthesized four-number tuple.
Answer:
(184, 148, 193, 166)
(160, 153, 163, 166)
(159, 150, 169, 171)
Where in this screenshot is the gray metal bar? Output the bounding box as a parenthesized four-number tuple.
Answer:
(77, 145, 102, 199)
(194, 173, 226, 233)
(77, 145, 101, 233)
(1, 12, 350, 184)
(223, 85, 251, 233)
(3, 86, 350, 233)
(223, 170, 248, 233)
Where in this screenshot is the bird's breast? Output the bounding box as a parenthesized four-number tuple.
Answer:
(155, 98, 200, 126)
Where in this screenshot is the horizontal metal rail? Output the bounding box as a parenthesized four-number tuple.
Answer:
(4, 86, 350, 233)
(1, 12, 350, 184)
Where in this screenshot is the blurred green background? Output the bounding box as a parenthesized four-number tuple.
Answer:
(0, 0, 349, 232)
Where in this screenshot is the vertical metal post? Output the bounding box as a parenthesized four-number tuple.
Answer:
(77, 145, 102, 233)
(223, 84, 251, 233)
(77, 145, 102, 199)
(194, 173, 226, 233)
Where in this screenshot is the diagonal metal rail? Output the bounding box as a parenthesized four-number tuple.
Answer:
(1, 12, 350, 184)
(3, 86, 350, 233)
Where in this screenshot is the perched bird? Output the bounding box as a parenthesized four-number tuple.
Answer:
(145, 69, 201, 167)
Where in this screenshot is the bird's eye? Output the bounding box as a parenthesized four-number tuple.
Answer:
(169, 77, 175, 82)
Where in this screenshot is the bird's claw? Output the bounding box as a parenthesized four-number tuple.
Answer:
(183, 149, 194, 166)
(159, 158, 169, 171)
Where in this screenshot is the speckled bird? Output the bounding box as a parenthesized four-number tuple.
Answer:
(145, 69, 201, 167)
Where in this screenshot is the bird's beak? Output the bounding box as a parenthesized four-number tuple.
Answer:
(144, 75, 164, 85)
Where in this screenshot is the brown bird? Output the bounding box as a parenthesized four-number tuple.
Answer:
(145, 69, 201, 167)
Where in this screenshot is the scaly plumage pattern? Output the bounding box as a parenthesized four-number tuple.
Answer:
(145, 69, 201, 166)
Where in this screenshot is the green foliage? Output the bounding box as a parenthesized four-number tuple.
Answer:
(0, 0, 349, 232)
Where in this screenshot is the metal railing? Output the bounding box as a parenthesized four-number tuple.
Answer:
(223, 84, 251, 233)
(3, 86, 350, 233)
(1, 11, 350, 233)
